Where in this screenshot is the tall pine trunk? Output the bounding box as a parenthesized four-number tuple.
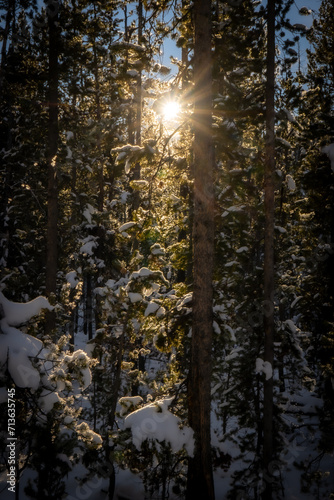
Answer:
(0, 0, 15, 93)
(45, 6, 59, 333)
(132, 0, 142, 213)
(262, 0, 275, 498)
(186, 0, 215, 498)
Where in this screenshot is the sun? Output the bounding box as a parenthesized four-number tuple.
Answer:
(162, 100, 181, 122)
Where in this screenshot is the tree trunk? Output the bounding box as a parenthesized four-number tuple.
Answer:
(0, 0, 16, 268)
(262, 0, 275, 498)
(186, 0, 215, 499)
(132, 0, 143, 214)
(92, 2, 105, 334)
(92, 1, 104, 214)
(45, 6, 59, 334)
(0, 0, 15, 93)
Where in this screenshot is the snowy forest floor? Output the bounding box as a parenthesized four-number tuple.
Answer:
(1, 327, 333, 500)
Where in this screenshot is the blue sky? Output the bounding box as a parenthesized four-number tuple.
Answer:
(284, 0, 321, 69)
(160, 0, 321, 77)
(1, 0, 322, 76)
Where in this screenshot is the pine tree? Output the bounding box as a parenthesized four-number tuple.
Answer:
(45, 0, 59, 334)
(186, 0, 215, 498)
(2, 0, 334, 498)
(294, 0, 334, 487)
(262, 0, 275, 497)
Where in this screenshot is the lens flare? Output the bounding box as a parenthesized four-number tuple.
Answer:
(162, 100, 181, 121)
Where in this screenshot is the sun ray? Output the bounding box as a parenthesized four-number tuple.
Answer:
(162, 100, 181, 122)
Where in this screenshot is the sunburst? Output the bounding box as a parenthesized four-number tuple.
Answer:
(161, 100, 181, 122)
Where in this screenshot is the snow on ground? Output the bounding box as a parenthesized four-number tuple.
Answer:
(1, 297, 333, 499)
(210, 389, 334, 499)
(1, 388, 333, 500)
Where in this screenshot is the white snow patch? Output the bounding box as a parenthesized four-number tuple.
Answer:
(222, 205, 245, 218)
(119, 222, 136, 232)
(125, 157, 131, 174)
(225, 261, 239, 267)
(124, 397, 194, 456)
(256, 358, 273, 380)
(130, 267, 154, 280)
(0, 291, 53, 326)
(119, 396, 144, 415)
(176, 293, 193, 310)
(151, 243, 165, 256)
(144, 302, 160, 316)
(83, 204, 95, 224)
(236, 246, 248, 253)
(128, 292, 143, 303)
(80, 237, 98, 256)
(213, 321, 221, 334)
(63, 350, 92, 389)
(120, 191, 131, 204)
(0, 327, 42, 389)
(76, 422, 102, 446)
(285, 319, 297, 334)
(291, 296, 302, 308)
(283, 108, 297, 123)
(286, 174, 296, 191)
(224, 324, 236, 342)
(119, 396, 143, 406)
(225, 350, 239, 362)
(0, 292, 53, 389)
(131, 180, 148, 188)
(39, 389, 61, 413)
(275, 225, 287, 233)
(66, 271, 79, 288)
(156, 306, 166, 318)
(277, 137, 292, 148)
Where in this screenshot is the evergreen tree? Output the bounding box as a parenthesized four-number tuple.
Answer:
(45, 0, 59, 333)
(262, 0, 275, 497)
(2, 1, 334, 498)
(186, 0, 215, 498)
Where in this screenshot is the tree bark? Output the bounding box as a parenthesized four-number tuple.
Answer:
(262, 0, 275, 498)
(131, 0, 143, 214)
(186, 0, 215, 499)
(45, 5, 59, 333)
(0, 0, 15, 93)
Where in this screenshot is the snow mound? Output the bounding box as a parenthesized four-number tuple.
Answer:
(0, 324, 42, 389)
(0, 292, 54, 389)
(124, 397, 194, 456)
(0, 291, 53, 327)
